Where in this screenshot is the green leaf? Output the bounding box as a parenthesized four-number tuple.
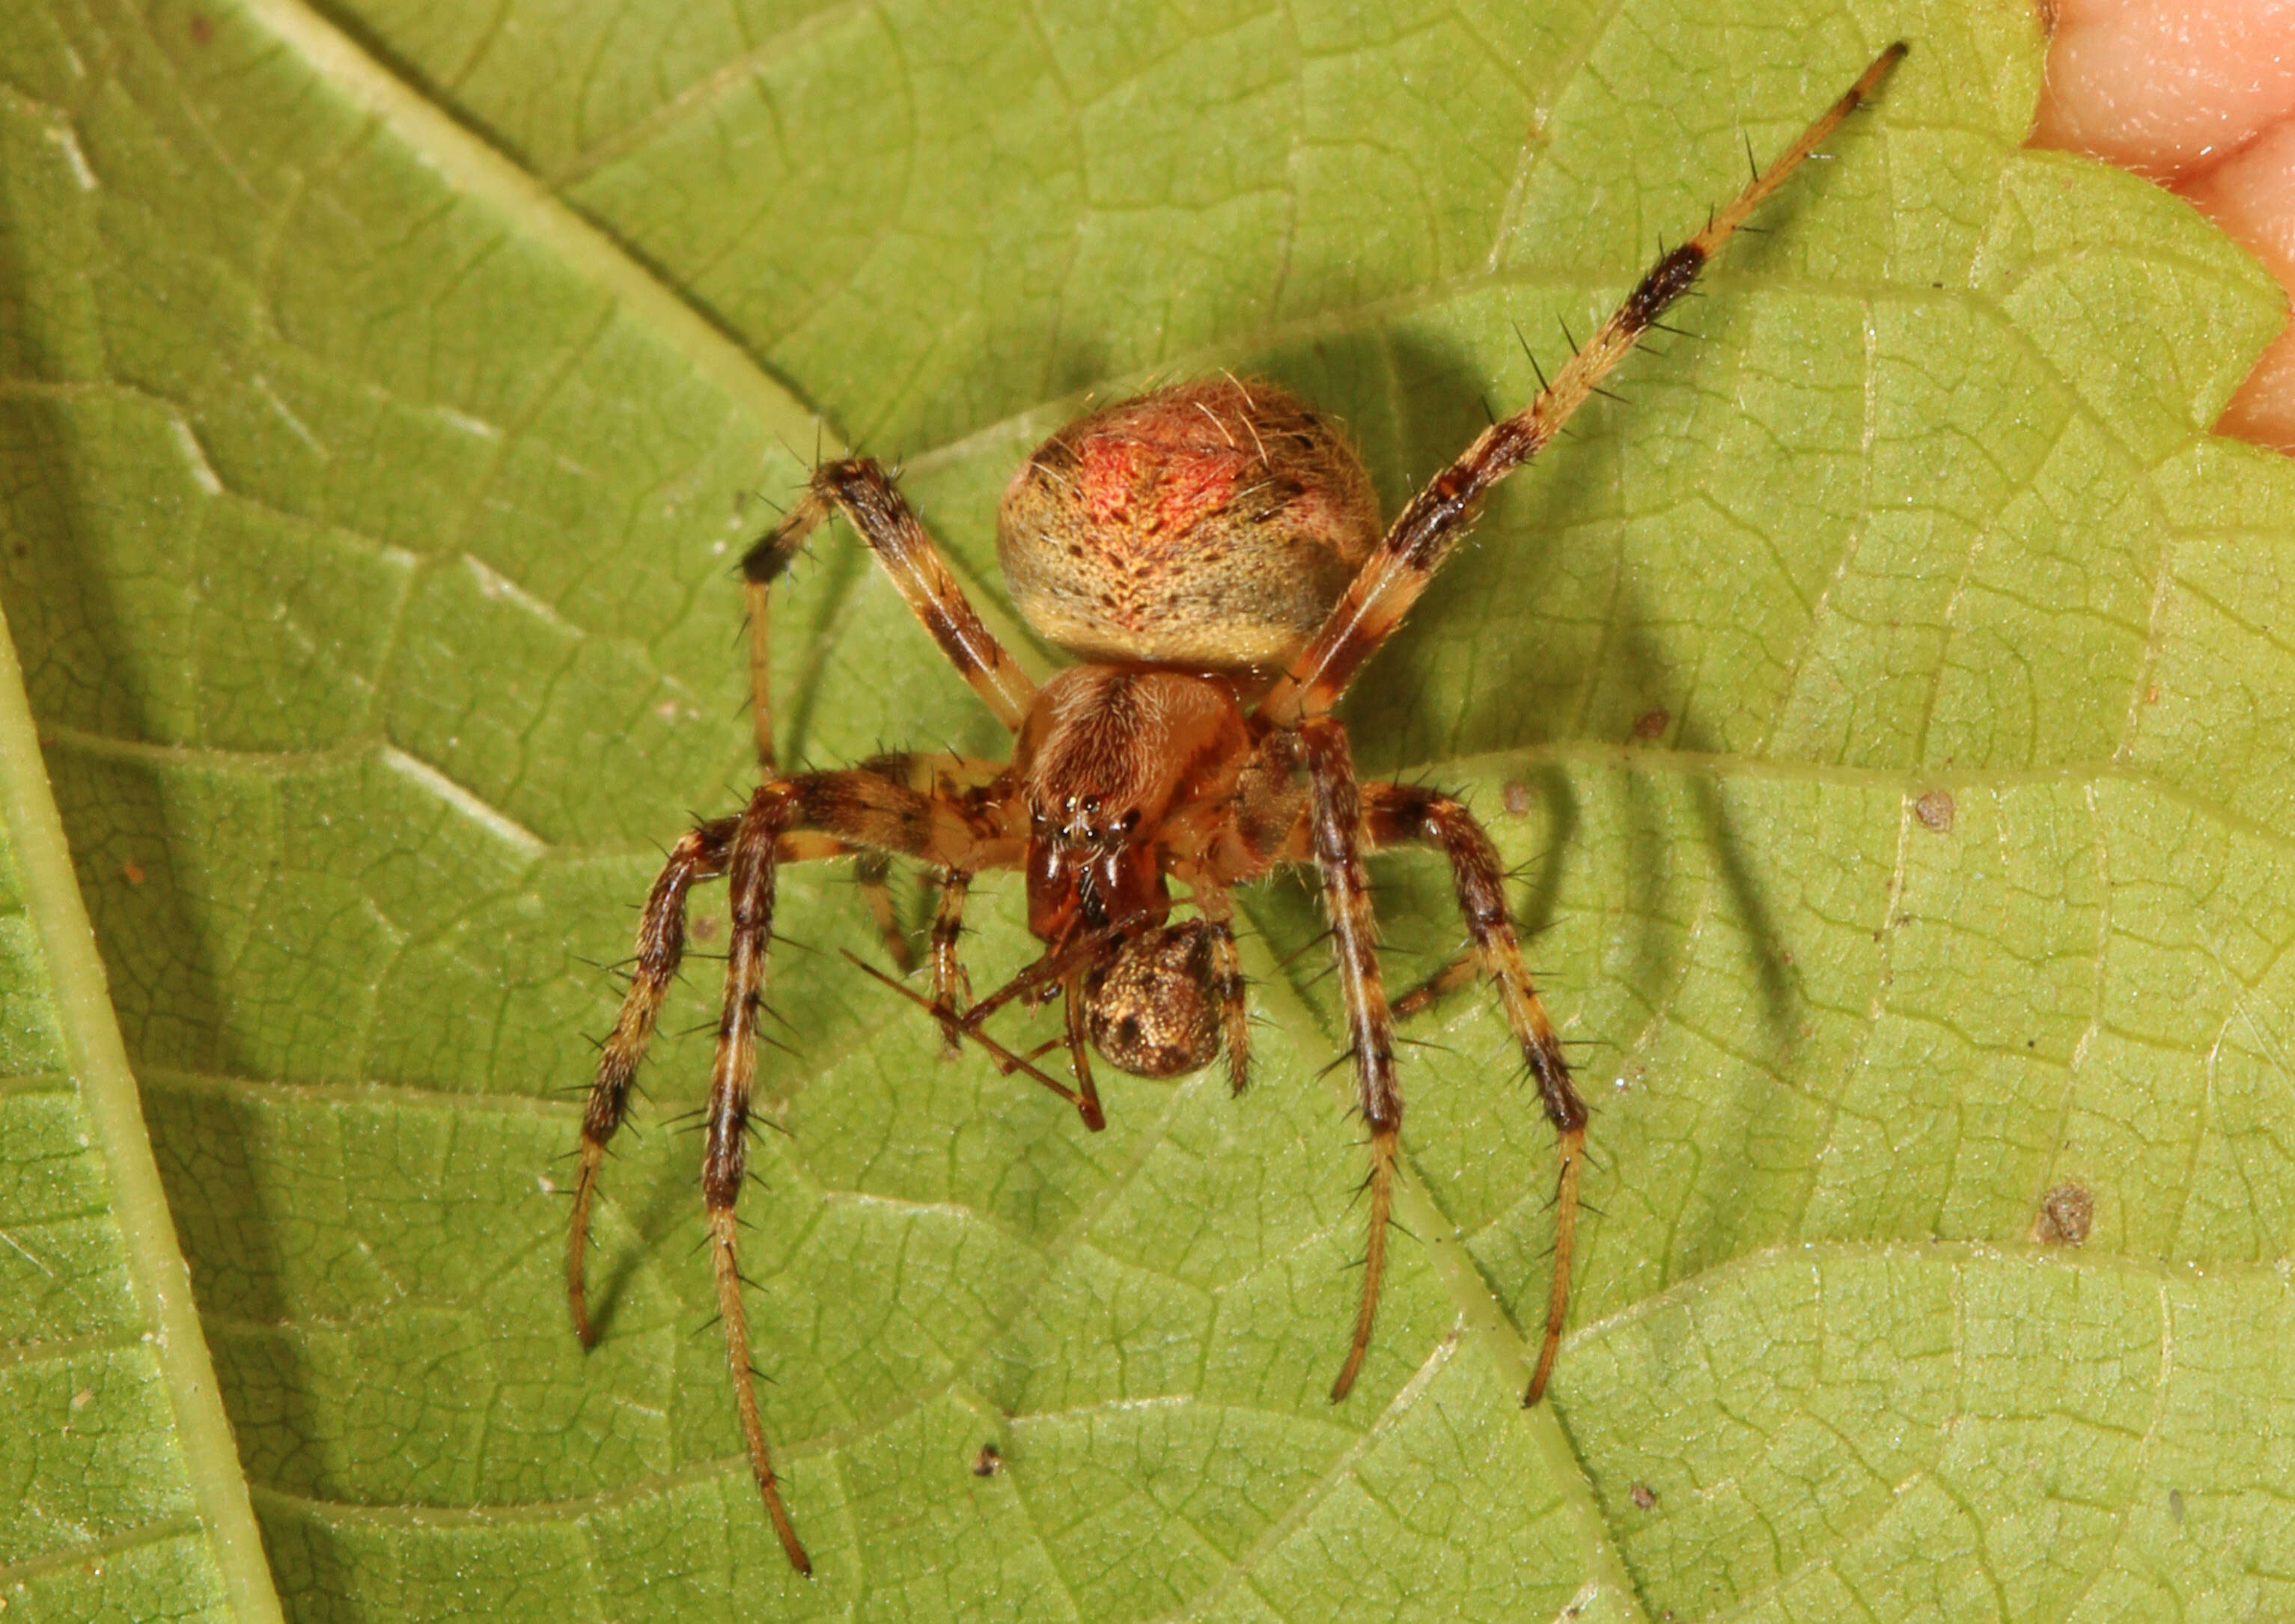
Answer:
(5, 0, 2295, 1620)
(0, 607, 282, 1615)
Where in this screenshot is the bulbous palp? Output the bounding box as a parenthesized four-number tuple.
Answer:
(1084, 921, 1225, 1078)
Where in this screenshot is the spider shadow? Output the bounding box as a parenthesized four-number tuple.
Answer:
(1229, 316, 1600, 1045)
(1604, 600, 1805, 1281)
(1245, 314, 1801, 1286)
(582, 1111, 716, 1343)
(1364, 318, 1799, 1064)
(0, 201, 322, 1484)
(0, 244, 240, 1096)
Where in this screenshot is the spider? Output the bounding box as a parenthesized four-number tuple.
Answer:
(565, 44, 1904, 1577)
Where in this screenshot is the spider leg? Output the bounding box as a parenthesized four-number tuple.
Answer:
(1255, 43, 1904, 727)
(845, 953, 1102, 1125)
(807, 747, 1016, 989)
(743, 458, 1037, 765)
(927, 909, 1161, 1038)
(1060, 967, 1106, 1128)
(1191, 882, 1252, 1095)
(864, 906, 1183, 1126)
(1362, 784, 1587, 1405)
(1296, 719, 1404, 1404)
(853, 852, 917, 974)
(929, 870, 974, 1054)
(704, 783, 809, 1574)
(569, 763, 1008, 1575)
(568, 815, 737, 1350)
(1391, 952, 1479, 1021)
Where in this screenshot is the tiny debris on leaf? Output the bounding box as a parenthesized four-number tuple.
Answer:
(971, 1442, 1004, 1477)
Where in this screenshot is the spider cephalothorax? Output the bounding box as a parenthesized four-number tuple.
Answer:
(564, 46, 1904, 1578)
(1016, 665, 1249, 949)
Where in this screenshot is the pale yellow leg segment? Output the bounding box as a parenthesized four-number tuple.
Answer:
(711, 1206, 810, 1575)
(1331, 1126, 1398, 1403)
(1526, 1125, 1585, 1406)
(746, 576, 775, 771)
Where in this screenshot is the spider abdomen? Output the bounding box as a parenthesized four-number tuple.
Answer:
(998, 377, 1379, 670)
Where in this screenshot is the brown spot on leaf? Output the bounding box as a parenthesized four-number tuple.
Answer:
(1502, 781, 1531, 817)
(972, 1442, 1004, 1477)
(1633, 708, 1669, 740)
(1630, 1483, 1657, 1509)
(1914, 790, 1954, 832)
(2034, 1182, 2093, 1246)
(121, 861, 144, 886)
(189, 13, 213, 42)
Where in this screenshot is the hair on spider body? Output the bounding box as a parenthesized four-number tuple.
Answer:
(563, 43, 1907, 1577)
(998, 376, 1380, 670)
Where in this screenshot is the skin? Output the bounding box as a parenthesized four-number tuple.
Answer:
(2032, 0, 2295, 447)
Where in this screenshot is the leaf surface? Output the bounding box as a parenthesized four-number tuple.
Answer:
(5, 0, 2295, 1620)
(0, 602, 280, 1614)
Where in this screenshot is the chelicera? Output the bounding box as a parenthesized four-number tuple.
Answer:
(565, 46, 1903, 1576)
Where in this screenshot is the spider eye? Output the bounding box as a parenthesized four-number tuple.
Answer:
(1121, 810, 1141, 833)
(1082, 795, 1100, 814)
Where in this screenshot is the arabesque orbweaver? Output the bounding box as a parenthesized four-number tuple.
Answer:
(566, 44, 1904, 1575)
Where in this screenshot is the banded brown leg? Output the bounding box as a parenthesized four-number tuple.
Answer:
(1363, 784, 1586, 1404)
(1297, 719, 1405, 1403)
(570, 762, 996, 1574)
(930, 870, 974, 1054)
(742, 457, 1038, 765)
(854, 851, 917, 974)
(702, 784, 809, 1572)
(1256, 44, 1905, 729)
(568, 815, 736, 1348)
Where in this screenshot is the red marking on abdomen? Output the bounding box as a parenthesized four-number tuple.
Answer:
(1077, 406, 1249, 543)
(1079, 433, 1148, 529)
